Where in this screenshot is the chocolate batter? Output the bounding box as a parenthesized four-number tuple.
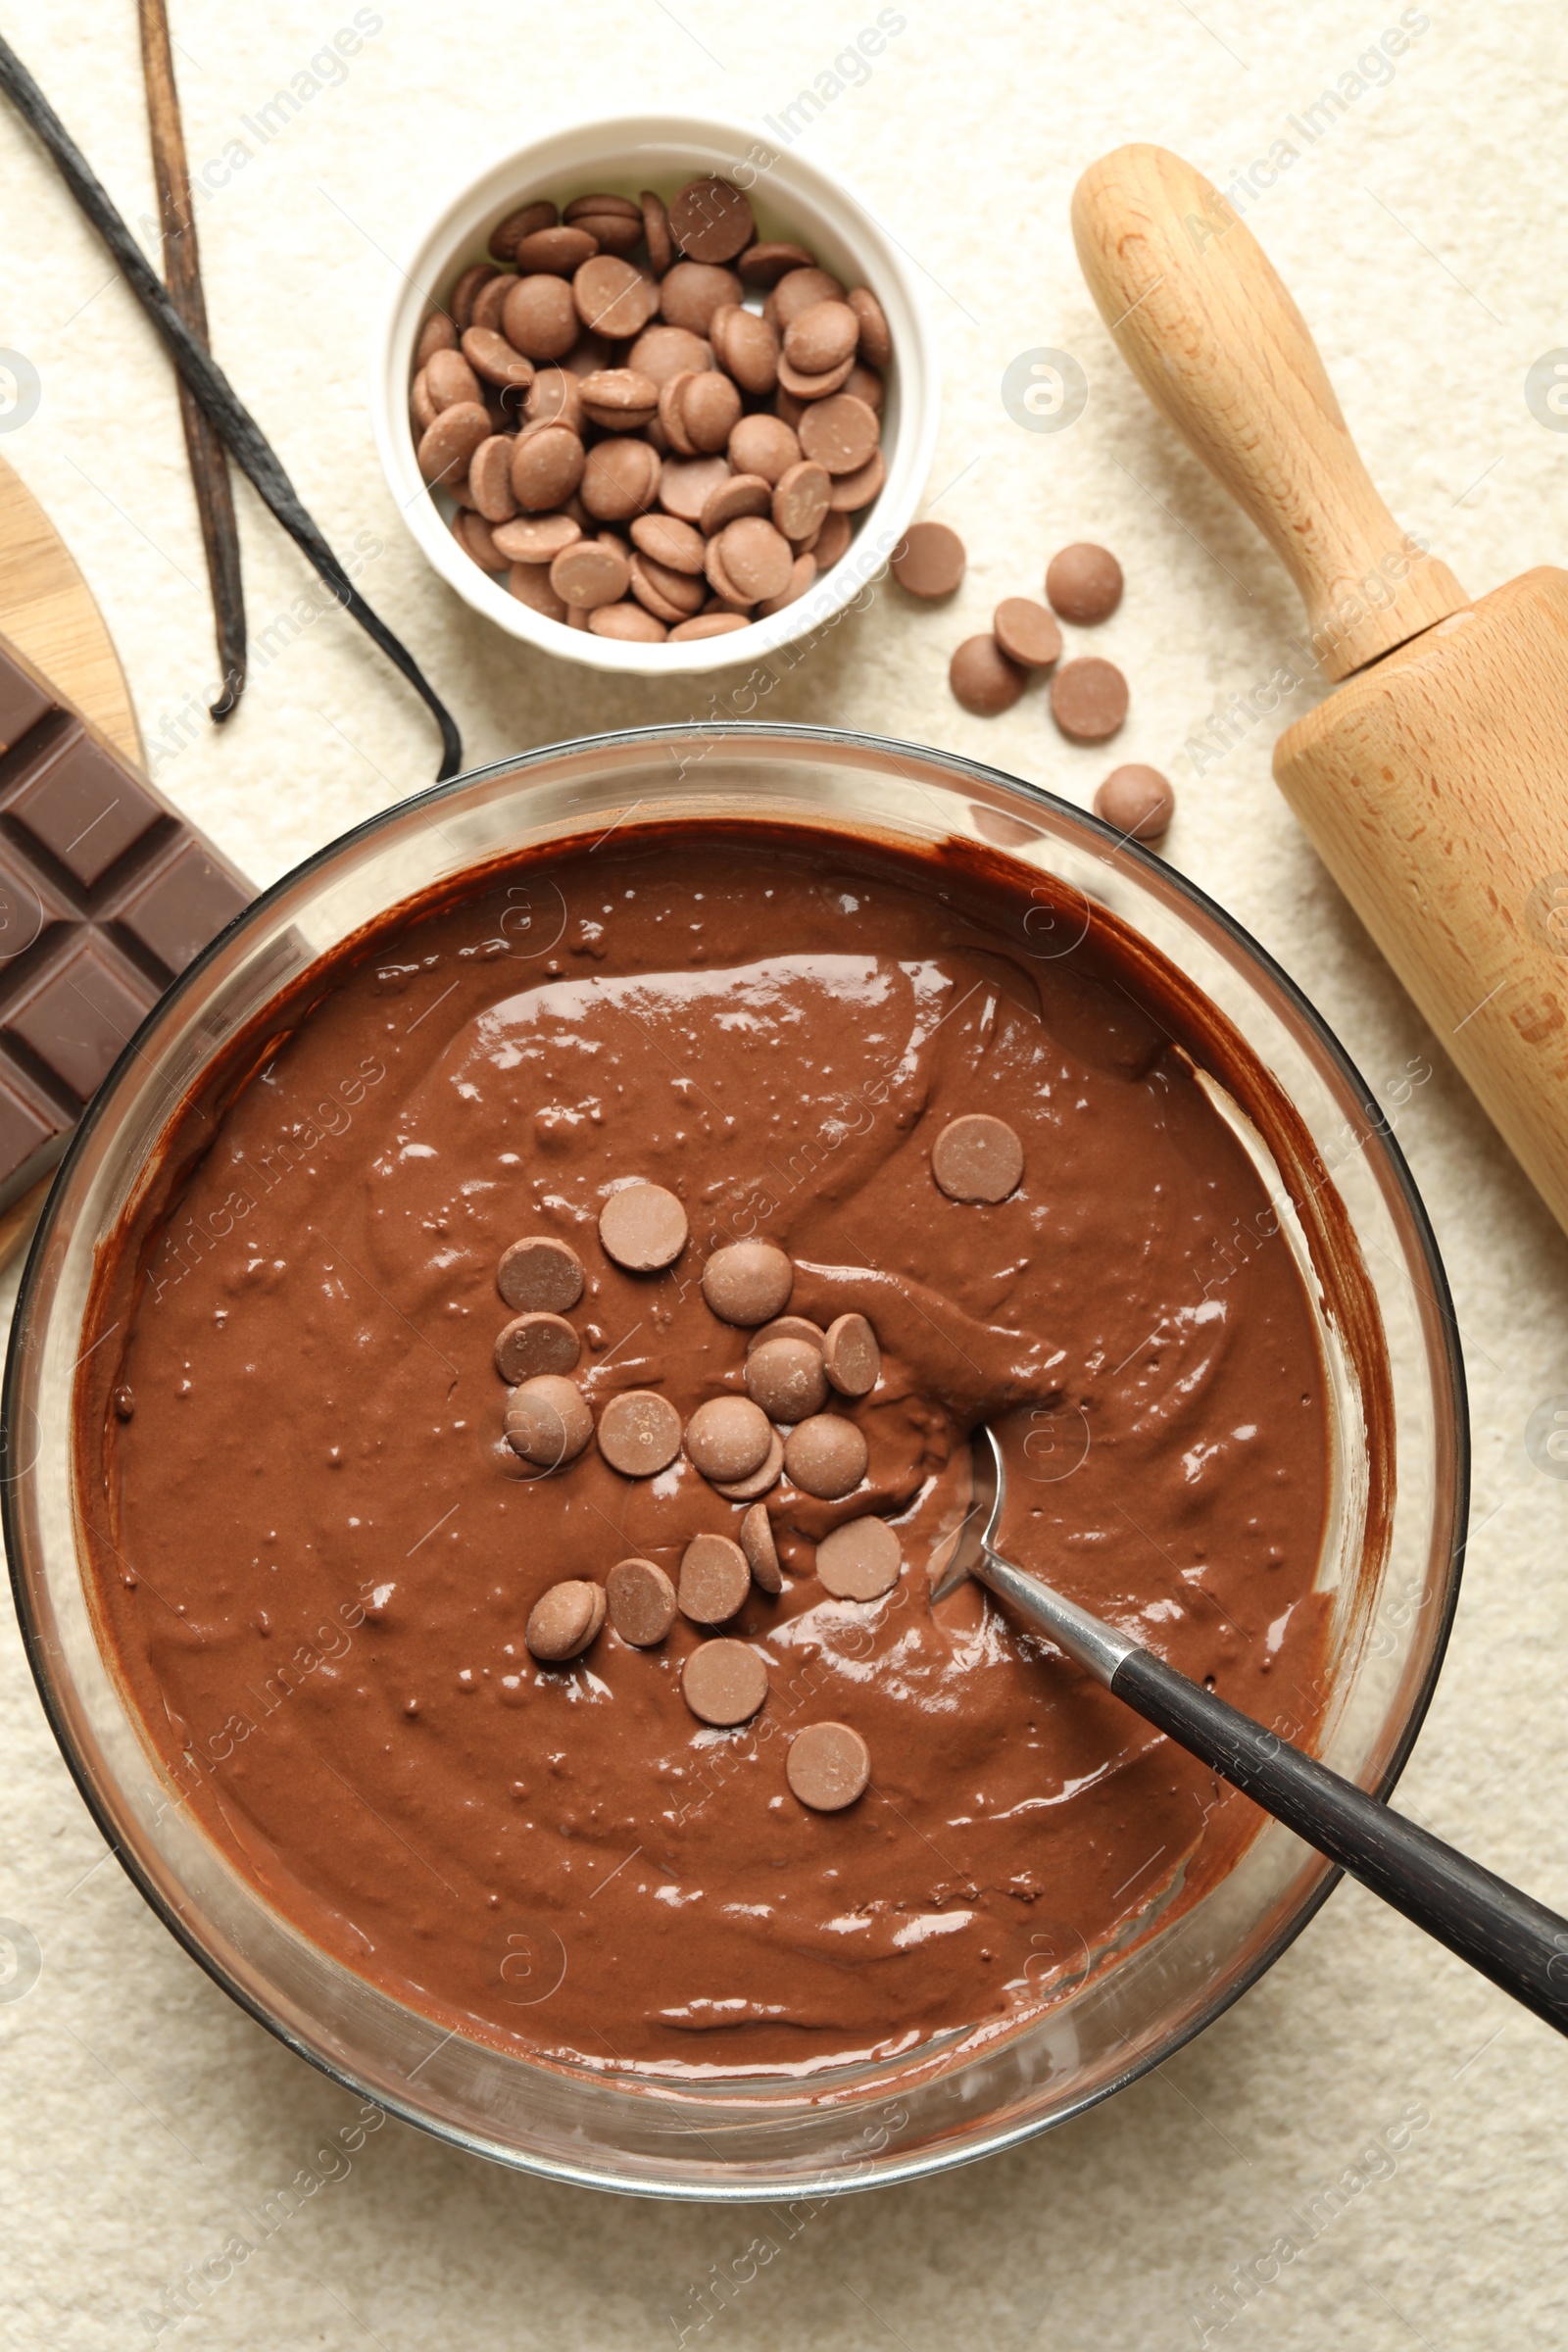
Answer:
(77, 822, 1339, 2076)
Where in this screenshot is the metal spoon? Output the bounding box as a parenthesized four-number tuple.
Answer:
(933, 1427, 1568, 2036)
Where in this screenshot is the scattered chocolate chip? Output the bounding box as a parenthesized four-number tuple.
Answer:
(821, 1313, 879, 1397)
(931, 1113, 1024, 1204)
(701, 1240, 795, 1325)
(682, 1638, 768, 1726)
(815, 1516, 902, 1600)
(950, 635, 1025, 716)
(1095, 763, 1175, 845)
(597, 1389, 683, 1477)
(113, 1385, 135, 1421)
(783, 1414, 868, 1500)
(710, 1431, 784, 1501)
(1050, 657, 1129, 744)
(1046, 542, 1123, 624)
(525, 1578, 605, 1661)
(786, 1719, 871, 1810)
(744, 1336, 829, 1423)
(599, 1181, 688, 1271)
(606, 1556, 678, 1646)
(678, 1532, 753, 1623)
(685, 1396, 774, 1482)
(504, 1375, 594, 1467)
(494, 1309, 581, 1384)
(739, 1502, 783, 1593)
(993, 598, 1062, 670)
(891, 521, 964, 599)
(749, 1315, 826, 1353)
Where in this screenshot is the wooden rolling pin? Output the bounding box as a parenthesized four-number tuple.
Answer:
(1073, 144, 1568, 1235)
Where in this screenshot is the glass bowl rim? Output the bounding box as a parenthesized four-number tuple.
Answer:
(2, 718, 1471, 2197)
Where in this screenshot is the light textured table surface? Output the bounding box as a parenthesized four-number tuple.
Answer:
(3, 4, 1566, 2346)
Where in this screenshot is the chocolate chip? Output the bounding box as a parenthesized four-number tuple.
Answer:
(891, 521, 964, 599)
(701, 1240, 794, 1326)
(993, 598, 1062, 670)
(786, 1720, 870, 1810)
(502, 275, 579, 362)
(685, 1396, 773, 1482)
(1050, 657, 1129, 743)
(657, 262, 743, 335)
(551, 540, 631, 612)
(821, 1313, 879, 1397)
(815, 1517, 901, 1600)
(748, 1315, 826, 1354)
(739, 241, 816, 286)
(494, 1310, 581, 1385)
(847, 286, 892, 370)
(497, 1235, 585, 1313)
(590, 604, 666, 643)
(739, 1502, 783, 1593)
(606, 1556, 678, 1646)
(710, 1431, 784, 1501)
(525, 1579, 606, 1661)
(630, 512, 707, 573)
(490, 201, 557, 262)
(678, 1532, 752, 1624)
(510, 422, 585, 513)
(627, 323, 710, 387)
(729, 414, 801, 484)
(783, 1414, 868, 1500)
(668, 177, 755, 266)
(578, 367, 659, 431)
(573, 255, 658, 343)
(931, 1113, 1024, 1204)
(682, 1639, 768, 1726)
(640, 190, 673, 276)
(1095, 763, 1175, 845)
(668, 612, 749, 641)
(1046, 542, 1123, 624)
(768, 268, 846, 328)
(771, 461, 832, 543)
(503, 1375, 594, 1467)
(797, 393, 879, 476)
(714, 515, 793, 603)
(514, 225, 599, 275)
(700, 472, 771, 535)
(660, 454, 732, 525)
(827, 449, 884, 513)
(775, 350, 855, 402)
(581, 438, 662, 522)
(599, 1182, 688, 1271)
(950, 636, 1025, 716)
(597, 1389, 683, 1478)
(744, 1337, 828, 1423)
(710, 304, 779, 396)
(783, 300, 858, 376)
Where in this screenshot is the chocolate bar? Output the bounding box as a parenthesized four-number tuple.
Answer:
(0, 632, 250, 1214)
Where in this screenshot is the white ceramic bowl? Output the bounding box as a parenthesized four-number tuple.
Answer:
(370, 112, 941, 676)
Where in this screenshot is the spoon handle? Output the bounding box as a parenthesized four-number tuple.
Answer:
(1113, 1645, 1568, 2036)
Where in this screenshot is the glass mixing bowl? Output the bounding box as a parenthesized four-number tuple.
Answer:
(3, 725, 1467, 2198)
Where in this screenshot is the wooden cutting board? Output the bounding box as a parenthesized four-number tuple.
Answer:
(0, 450, 143, 1265)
